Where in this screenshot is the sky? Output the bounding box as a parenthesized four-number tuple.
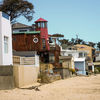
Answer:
(17, 0, 100, 43)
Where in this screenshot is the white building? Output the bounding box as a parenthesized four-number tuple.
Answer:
(74, 58, 87, 75)
(60, 46, 88, 75)
(60, 47, 87, 59)
(0, 12, 13, 65)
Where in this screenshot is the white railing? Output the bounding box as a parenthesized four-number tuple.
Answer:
(13, 56, 39, 67)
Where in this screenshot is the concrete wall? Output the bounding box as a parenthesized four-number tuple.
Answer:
(13, 65, 39, 88)
(54, 68, 71, 79)
(0, 12, 12, 65)
(0, 65, 13, 76)
(0, 65, 14, 90)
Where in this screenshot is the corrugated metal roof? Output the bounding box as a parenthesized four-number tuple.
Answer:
(59, 56, 72, 60)
(12, 22, 31, 29)
(13, 31, 40, 34)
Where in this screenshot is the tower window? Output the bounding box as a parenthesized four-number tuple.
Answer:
(42, 39, 46, 48)
(38, 23, 41, 28)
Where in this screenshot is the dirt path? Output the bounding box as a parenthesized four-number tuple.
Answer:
(0, 74, 100, 100)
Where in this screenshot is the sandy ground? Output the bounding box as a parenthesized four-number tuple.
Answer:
(0, 74, 100, 100)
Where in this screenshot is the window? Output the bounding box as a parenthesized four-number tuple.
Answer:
(49, 37, 53, 43)
(2, 12, 9, 20)
(41, 22, 45, 28)
(38, 23, 41, 28)
(19, 30, 27, 32)
(68, 54, 72, 57)
(49, 53, 55, 63)
(79, 52, 83, 58)
(4, 36, 8, 54)
(42, 39, 46, 48)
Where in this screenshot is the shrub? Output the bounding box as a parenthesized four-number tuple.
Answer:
(38, 72, 52, 83)
(94, 68, 99, 74)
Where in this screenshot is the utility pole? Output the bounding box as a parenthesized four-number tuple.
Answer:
(76, 34, 79, 44)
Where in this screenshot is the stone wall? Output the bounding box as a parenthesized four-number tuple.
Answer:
(53, 68, 72, 79)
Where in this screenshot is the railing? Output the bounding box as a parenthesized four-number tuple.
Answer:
(13, 55, 39, 67)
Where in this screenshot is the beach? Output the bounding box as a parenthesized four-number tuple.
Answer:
(0, 74, 100, 100)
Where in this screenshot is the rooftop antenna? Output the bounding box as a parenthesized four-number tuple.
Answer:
(76, 34, 79, 44)
(76, 34, 78, 39)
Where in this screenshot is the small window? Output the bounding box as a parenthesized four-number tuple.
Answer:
(49, 53, 55, 63)
(4, 36, 8, 54)
(19, 30, 27, 32)
(68, 54, 72, 57)
(42, 39, 46, 48)
(79, 52, 83, 58)
(38, 23, 41, 28)
(49, 37, 53, 43)
(41, 22, 45, 28)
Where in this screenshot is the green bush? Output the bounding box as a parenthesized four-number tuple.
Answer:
(96, 67, 100, 73)
(94, 68, 99, 74)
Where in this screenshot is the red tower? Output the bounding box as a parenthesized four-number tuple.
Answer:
(35, 18, 50, 51)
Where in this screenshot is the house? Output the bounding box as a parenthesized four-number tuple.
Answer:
(59, 56, 74, 69)
(53, 56, 75, 79)
(75, 44, 95, 62)
(75, 44, 95, 72)
(93, 51, 100, 70)
(12, 18, 60, 67)
(0, 12, 13, 65)
(95, 51, 100, 62)
(60, 46, 88, 75)
(61, 47, 87, 58)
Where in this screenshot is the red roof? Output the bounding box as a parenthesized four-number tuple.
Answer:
(35, 18, 48, 23)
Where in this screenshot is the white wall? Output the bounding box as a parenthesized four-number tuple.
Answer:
(61, 48, 86, 59)
(0, 12, 13, 65)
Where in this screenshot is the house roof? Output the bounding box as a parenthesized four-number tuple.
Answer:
(59, 56, 72, 60)
(35, 18, 48, 23)
(12, 22, 31, 29)
(13, 31, 40, 35)
(75, 44, 95, 50)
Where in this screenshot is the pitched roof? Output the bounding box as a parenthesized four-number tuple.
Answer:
(12, 22, 31, 29)
(35, 18, 47, 23)
(75, 44, 95, 49)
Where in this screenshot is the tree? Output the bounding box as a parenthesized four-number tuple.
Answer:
(70, 38, 75, 45)
(0, 0, 34, 23)
(97, 42, 100, 50)
(70, 38, 85, 45)
(87, 42, 96, 48)
(52, 33, 64, 38)
(59, 39, 69, 45)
